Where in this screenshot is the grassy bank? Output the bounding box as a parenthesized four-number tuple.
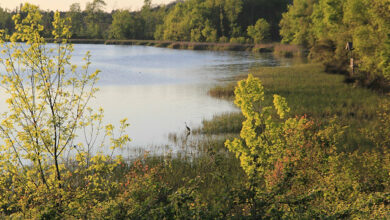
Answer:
(207, 63, 387, 151)
(107, 40, 305, 57)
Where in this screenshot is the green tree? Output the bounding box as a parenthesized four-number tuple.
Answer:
(343, 0, 390, 83)
(281, 0, 390, 86)
(279, 0, 318, 46)
(157, 0, 243, 42)
(109, 0, 166, 40)
(157, 1, 194, 41)
(40, 10, 54, 38)
(223, 0, 243, 37)
(154, 0, 292, 42)
(85, 0, 107, 38)
(0, 4, 130, 217)
(67, 3, 84, 38)
(239, 0, 292, 41)
(0, 7, 13, 33)
(140, 0, 154, 39)
(247, 18, 270, 43)
(109, 9, 135, 39)
(309, 0, 348, 71)
(202, 21, 218, 42)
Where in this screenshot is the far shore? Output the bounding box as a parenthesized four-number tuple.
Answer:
(45, 38, 306, 57)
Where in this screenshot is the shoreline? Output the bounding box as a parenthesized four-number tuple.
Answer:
(46, 38, 306, 57)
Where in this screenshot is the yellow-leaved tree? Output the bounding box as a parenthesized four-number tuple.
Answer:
(225, 74, 345, 217)
(0, 4, 130, 218)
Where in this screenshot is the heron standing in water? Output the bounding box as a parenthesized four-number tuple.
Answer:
(185, 122, 191, 135)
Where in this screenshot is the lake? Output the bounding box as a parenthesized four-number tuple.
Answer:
(0, 44, 298, 155)
(73, 44, 299, 152)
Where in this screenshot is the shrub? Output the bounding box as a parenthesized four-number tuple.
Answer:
(225, 73, 390, 218)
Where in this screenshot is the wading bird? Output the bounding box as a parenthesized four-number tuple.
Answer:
(185, 122, 191, 134)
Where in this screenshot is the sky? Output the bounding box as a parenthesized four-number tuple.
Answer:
(0, 0, 176, 12)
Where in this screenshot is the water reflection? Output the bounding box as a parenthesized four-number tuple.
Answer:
(0, 44, 298, 152)
(90, 84, 236, 148)
(71, 45, 299, 86)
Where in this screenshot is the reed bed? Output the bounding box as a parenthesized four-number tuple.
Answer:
(207, 63, 387, 151)
(273, 43, 306, 57)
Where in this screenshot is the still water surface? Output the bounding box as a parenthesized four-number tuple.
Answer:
(72, 44, 297, 151)
(1, 44, 298, 154)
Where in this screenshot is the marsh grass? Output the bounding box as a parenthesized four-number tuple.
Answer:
(207, 64, 387, 151)
(193, 112, 244, 135)
(135, 112, 247, 205)
(273, 44, 306, 57)
(125, 131, 246, 210)
(143, 149, 246, 213)
(208, 83, 236, 99)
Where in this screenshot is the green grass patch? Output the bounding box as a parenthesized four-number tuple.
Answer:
(206, 63, 387, 151)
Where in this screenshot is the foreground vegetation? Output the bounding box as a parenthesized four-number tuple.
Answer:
(0, 4, 388, 219)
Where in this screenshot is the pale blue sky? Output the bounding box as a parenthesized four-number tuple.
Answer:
(0, 0, 175, 11)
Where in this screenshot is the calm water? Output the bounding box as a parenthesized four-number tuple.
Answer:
(73, 44, 298, 151)
(1, 44, 298, 154)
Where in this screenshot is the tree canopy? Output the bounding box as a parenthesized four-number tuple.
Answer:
(280, 0, 390, 87)
(0, 0, 293, 42)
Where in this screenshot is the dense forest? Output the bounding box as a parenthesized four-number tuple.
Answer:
(0, 0, 292, 42)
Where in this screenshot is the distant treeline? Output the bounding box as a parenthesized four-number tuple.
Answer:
(0, 0, 292, 43)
